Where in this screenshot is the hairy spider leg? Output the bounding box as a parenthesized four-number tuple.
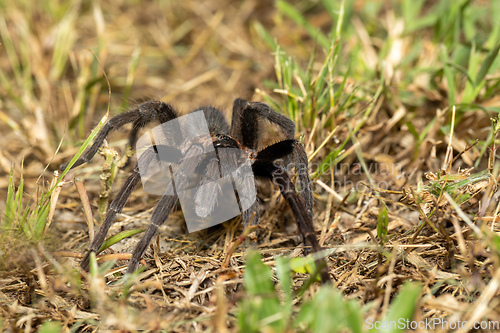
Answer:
(80, 146, 160, 271)
(232, 99, 313, 217)
(271, 168, 330, 284)
(127, 101, 181, 149)
(229, 98, 247, 144)
(127, 139, 215, 272)
(201, 106, 230, 135)
(231, 99, 296, 226)
(61, 101, 179, 171)
(289, 140, 313, 217)
(255, 139, 313, 218)
(252, 157, 330, 284)
(127, 192, 178, 273)
(232, 99, 295, 149)
(128, 105, 230, 150)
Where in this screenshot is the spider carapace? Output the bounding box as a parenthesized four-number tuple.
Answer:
(60, 98, 330, 283)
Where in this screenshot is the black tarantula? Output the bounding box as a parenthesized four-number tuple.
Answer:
(60, 98, 330, 283)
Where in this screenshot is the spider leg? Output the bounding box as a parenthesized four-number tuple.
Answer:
(234, 99, 295, 149)
(80, 159, 148, 270)
(128, 102, 183, 149)
(241, 200, 260, 226)
(230, 99, 312, 216)
(289, 140, 313, 217)
(229, 98, 247, 144)
(255, 139, 296, 160)
(126, 193, 177, 273)
(256, 140, 313, 217)
(213, 139, 260, 226)
(80, 170, 141, 270)
(79, 145, 163, 271)
(253, 160, 330, 284)
(231, 163, 260, 226)
(128, 140, 216, 272)
(61, 101, 179, 171)
(201, 106, 230, 135)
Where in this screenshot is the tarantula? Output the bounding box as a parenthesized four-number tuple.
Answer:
(60, 98, 330, 283)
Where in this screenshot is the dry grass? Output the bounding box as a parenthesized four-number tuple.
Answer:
(2, 0, 500, 332)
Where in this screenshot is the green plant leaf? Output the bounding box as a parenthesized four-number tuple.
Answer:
(377, 206, 389, 245)
(377, 282, 422, 333)
(476, 41, 500, 86)
(238, 252, 284, 332)
(39, 320, 62, 333)
(276, 256, 292, 312)
(97, 228, 145, 254)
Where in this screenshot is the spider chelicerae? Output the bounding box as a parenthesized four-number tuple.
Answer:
(60, 98, 330, 283)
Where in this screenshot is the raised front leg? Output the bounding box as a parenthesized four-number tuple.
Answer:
(253, 160, 330, 284)
(61, 101, 179, 171)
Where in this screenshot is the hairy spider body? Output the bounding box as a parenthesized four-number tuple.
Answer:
(61, 98, 330, 283)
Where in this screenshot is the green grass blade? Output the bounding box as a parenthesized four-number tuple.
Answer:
(97, 228, 146, 254)
(276, 0, 330, 49)
(58, 112, 109, 184)
(462, 41, 481, 103)
(33, 202, 51, 240)
(402, 0, 425, 32)
(14, 168, 24, 230)
(4, 165, 16, 229)
(440, 45, 456, 105)
(252, 21, 277, 50)
(377, 206, 389, 245)
(120, 47, 142, 111)
(0, 16, 22, 89)
(476, 41, 500, 87)
(313, 76, 384, 179)
(50, 5, 79, 80)
(418, 116, 437, 142)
